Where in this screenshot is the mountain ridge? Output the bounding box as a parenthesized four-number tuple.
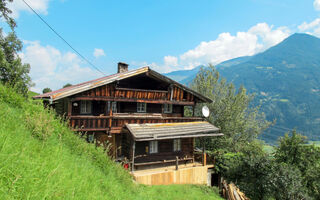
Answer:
(166, 33, 320, 143)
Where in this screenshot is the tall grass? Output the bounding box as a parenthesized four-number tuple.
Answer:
(0, 85, 222, 200)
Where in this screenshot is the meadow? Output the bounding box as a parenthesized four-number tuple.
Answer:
(0, 84, 221, 200)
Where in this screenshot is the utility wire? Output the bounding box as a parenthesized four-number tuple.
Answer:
(21, 0, 105, 75)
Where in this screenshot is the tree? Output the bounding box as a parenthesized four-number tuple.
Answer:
(42, 88, 52, 94)
(0, 0, 16, 29)
(0, 1, 32, 96)
(63, 83, 72, 88)
(274, 130, 320, 199)
(0, 30, 33, 96)
(190, 65, 271, 151)
(215, 141, 273, 200)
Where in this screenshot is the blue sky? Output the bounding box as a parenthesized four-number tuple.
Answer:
(3, 0, 320, 92)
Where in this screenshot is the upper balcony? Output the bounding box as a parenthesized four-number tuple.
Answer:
(69, 113, 203, 133)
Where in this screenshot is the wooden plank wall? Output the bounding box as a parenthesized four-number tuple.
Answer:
(169, 86, 194, 102)
(76, 84, 195, 102)
(134, 138, 193, 162)
(69, 116, 110, 130)
(133, 165, 209, 185)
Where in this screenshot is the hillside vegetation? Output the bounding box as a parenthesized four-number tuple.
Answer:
(0, 84, 222, 200)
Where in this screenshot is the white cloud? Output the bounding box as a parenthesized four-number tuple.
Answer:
(19, 41, 101, 93)
(179, 23, 290, 69)
(93, 48, 106, 58)
(164, 55, 178, 67)
(8, 0, 50, 18)
(314, 0, 320, 10)
(298, 18, 320, 37)
(140, 22, 290, 73)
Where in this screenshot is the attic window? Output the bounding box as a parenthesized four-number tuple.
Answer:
(137, 102, 147, 113)
(80, 101, 92, 114)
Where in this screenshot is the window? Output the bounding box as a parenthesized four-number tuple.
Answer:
(137, 102, 147, 113)
(173, 139, 181, 151)
(80, 101, 92, 114)
(164, 104, 172, 113)
(87, 134, 94, 143)
(149, 141, 158, 153)
(107, 101, 117, 113)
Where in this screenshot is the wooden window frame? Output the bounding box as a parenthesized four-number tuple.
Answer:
(173, 139, 181, 152)
(137, 102, 147, 113)
(80, 100, 92, 114)
(164, 104, 173, 113)
(108, 101, 117, 113)
(149, 141, 158, 154)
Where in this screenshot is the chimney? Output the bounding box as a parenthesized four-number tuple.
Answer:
(118, 62, 129, 73)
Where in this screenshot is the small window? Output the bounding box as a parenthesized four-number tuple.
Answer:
(164, 104, 172, 113)
(149, 141, 158, 154)
(173, 139, 181, 152)
(108, 101, 117, 113)
(137, 102, 147, 113)
(88, 134, 94, 143)
(80, 101, 92, 114)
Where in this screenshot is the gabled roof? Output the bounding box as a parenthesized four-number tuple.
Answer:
(126, 121, 223, 141)
(33, 66, 212, 103)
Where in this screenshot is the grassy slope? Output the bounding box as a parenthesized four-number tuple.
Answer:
(0, 85, 222, 200)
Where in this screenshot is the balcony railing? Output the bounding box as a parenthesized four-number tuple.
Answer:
(69, 114, 203, 132)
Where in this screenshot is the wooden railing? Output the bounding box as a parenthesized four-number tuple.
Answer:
(76, 85, 195, 103)
(69, 116, 111, 131)
(69, 115, 203, 132)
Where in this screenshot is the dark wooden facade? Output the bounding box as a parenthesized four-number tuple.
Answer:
(41, 64, 210, 170)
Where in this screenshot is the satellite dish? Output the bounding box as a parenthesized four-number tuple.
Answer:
(202, 106, 210, 118)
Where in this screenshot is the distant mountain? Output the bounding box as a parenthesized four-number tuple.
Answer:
(163, 65, 202, 82)
(166, 33, 320, 143)
(175, 56, 251, 85)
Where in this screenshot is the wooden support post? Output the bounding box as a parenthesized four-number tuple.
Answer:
(113, 134, 117, 158)
(202, 137, 206, 166)
(192, 105, 195, 117)
(109, 102, 113, 128)
(67, 100, 72, 117)
(132, 141, 136, 172)
(175, 156, 179, 170)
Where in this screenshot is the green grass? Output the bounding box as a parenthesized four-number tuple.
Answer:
(0, 85, 222, 200)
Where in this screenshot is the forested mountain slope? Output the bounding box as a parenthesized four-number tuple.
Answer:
(166, 33, 320, 143)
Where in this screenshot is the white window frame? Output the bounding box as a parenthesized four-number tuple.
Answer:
(173, 139, 181, 152)
(137, 102, 147, 113)
(149, 141, 158, 154)
(164, 104, 172, 113)
(108, 101, 117, 113)
(80, 101, 92, 114)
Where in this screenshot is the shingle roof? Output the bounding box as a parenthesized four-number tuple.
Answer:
(33, 66, 212, 103)
(126, 121, 223, 141)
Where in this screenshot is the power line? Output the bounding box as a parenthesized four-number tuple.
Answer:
(21, 0, 105, 76)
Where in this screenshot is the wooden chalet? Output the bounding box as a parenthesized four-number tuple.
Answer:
(33, 62, 223, 185)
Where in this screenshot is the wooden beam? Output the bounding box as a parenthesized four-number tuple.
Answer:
(67, 101, 72, 117)
(72, 128, 109, 132)
(72, 96, 195, 106)
(116, 87, 168, 93)
(202, 137, 206, 166)
(132, 141, 136, 172)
